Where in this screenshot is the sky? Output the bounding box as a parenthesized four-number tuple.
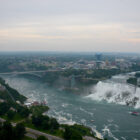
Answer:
(0, 0, 140, 52)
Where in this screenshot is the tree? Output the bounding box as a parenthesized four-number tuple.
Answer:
(64, 127, 71, 140)
(135, 72, 140, 78)
(37, 136, 48, 140)
(14, 123, 26, 140)
(64, 127, 82, 140)
(7, 110, 15, 119)
(0, 102, 10, 115)
(127, 77, 137, 86)
(32, 115, 44, 127)
(70, 130, 82, 140)
(50, 118, 59, 130)
(42, 120, 50, 130)
(17, 106, 30, 118)
(0, 122, 26, 140)
(2, 121, 14, 140)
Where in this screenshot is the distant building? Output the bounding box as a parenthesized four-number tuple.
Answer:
(32, 101, 40, 106)
(95, 53, 102, 61)
(115, 59, 124, 62)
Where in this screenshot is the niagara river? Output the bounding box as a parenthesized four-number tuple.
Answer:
(1, 72, 140, 140)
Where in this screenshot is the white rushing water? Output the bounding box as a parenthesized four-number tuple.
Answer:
(86, 73, 140, 108)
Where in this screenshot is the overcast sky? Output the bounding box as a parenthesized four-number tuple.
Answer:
(1, 0, 140, 52)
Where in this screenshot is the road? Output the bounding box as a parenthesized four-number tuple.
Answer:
(26, 127, 63, 140)
(0, 118, 63, 140)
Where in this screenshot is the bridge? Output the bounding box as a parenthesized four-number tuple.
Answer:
(0, 70, 63, 79)
(0, 69, 64, 76)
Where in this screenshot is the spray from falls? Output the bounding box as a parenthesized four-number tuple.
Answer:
(86, 81, 140, 108)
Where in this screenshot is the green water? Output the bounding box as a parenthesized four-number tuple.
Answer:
(2, 74, 140, 140)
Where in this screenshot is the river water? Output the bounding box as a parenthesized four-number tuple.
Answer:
(1, 73, 140, 140)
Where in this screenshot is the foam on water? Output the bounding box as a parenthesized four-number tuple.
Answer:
(86, 80, 140, 108)
(79, 107, 94, 116)
(102, 125, 119, 140)
(121, 137, 126, 140)
(91, 126, 103, 139)
(47, 110, 76, 125)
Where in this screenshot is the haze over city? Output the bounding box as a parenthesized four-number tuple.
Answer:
(1, 0, 140, 52)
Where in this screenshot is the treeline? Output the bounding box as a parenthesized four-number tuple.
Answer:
(0, 102, 30, 120)
(84, 69, 121, 79)
(127, 78, 137, 86)
(0, 121, 25, 140)
(130, 64, 140, 71)
(127, 72, 140, 86)
(28, 114, 103, 140)
(32, 115, 59, 131)
(61, 68, 121, 78)
(135, 72, 140, 78)
(42, 68, 122, 87)
(0, 77, 26, 103)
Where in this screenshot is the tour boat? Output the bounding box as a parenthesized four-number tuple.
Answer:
(131, 112, 139, 116)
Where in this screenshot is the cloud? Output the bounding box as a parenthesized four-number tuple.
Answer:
(127, 38, 140, 44)
(0, 0, 140, 52)
(0, 23, 124, 40)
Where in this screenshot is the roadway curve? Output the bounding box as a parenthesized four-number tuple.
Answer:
(0, 118, 63, 140)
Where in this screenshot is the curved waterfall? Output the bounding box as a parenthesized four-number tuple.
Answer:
(86, 74, 140, 108)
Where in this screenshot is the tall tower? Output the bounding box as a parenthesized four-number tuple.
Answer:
(95, 53, 102, 61)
